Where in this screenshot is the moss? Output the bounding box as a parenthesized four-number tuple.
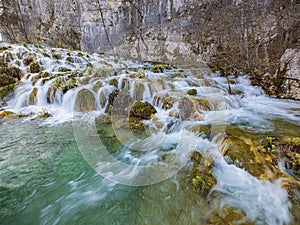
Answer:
(23, 54, 35, 66)
(151, 64, 165, 73)
(51, 50, 62, 59)
(29, 62, 41, 73)
(190, 150, 216, 194)
(58, 67, 72, 73)
(0, 66, 24, 79)
(0, 74, 15, 86)
(128, 117, 146, 131)
(109, 78, 118, 88)
(0, 83, 16, 98)
(29, 88, 38, 104)
(128, 67, 139, 72)
(77, 52, 84, 58)
(187, 89, 197, 95)
(66, 56, 74, 63)
(129, 101, 157, 119)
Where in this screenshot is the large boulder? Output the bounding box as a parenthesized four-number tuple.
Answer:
(75, 88, 96, 112)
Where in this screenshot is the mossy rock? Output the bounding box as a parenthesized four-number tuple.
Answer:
(93, 80, 103, 92)
(105, 89, 120, 114)
(0, 110, 23, 119)
(58, 67, 72, 73)
(29, 62, 41, 73)
(130, 71, 146, 78)
(75, 88, 96, 112)
(0, 74, 15, 86)
(51, 50, 62, 59)
(32, 72, 50, 85)
(109, 78, 118, 88)
(29, 88, 38, 105)
(0, 66, 24, 80)
(151, 64, 166, 73)
(190, 150, 216, 194)
(66, 56, 74, 63)
(0, 83, 16, 98)
(187, 89, 197, 95)
(128, 117, 146, 131)
(129, 101, 157, 119)
(23, 54, 35, 66)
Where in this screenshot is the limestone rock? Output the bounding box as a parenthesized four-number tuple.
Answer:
(75, 88, 96, 112)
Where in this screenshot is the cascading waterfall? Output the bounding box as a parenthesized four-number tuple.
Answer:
(0, 43, 299, 225)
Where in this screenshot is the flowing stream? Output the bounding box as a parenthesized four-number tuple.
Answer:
(0, 43, 299, 225)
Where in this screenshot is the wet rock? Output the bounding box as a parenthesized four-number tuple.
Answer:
(93, 80, 103, 92)
(58, 67, 72, 73)
(0, 110, 23, 119)
(29, 87, 38, 105)
(128, 117, 146, 131)
(0, 66, 24, 80)
(129, 101, 157, 119)
(190, 150, 216, 194)
(75, 88, 96, 112)
(23, 54, 35, 66)
(109, 78, 118, 88)
(105, 89, 120, 114)
(187, 89, 197, 95)
(0, 74, 15, 86)
(29, 62, 41, 73)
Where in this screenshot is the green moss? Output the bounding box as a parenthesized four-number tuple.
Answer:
(29, 88, 38, 104)
(23, 54, 35, 66)
(190, 150, 216, 194)
(51, 50, 62, 59)
(187, 89, 197, 95)
(109, 78, 118, 88)
(0, 83, 16, 98)
(29, 62, 41, 73)
(66, 56, 74, 63)
(58, 67, 72, 73)
(129, 101, 157, 119)
(0, 74, 15, 86)
(151, 64, 166, 73)
(128, 117, 146, 131)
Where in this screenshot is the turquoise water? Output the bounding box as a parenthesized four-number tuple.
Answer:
(0, 120, 210, 225)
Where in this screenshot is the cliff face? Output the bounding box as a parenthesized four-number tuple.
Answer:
(0, 0, 299, 99)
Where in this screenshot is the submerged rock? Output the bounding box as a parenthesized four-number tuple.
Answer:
(75, 88, 96, 112)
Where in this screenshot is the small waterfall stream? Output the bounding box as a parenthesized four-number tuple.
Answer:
(0, 43, 299, 225)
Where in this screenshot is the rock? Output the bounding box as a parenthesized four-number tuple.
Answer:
(75, 88, 96, 112)
(177, 97, 194, 120)
(58, 67, 72, 72)
(105, 89, 120, 114)
(129, 101, 157, 119)
(0, 66, 24, 80)
(0, 74, 15, 86)
(0, 110, 23, 119)
(23, 54, 35, 66)
(109, 78, 118, 88)
(278, 49, 300, 100)
(29, 62, 41, 73)
(190, 150, 216, 194)
(29, 87, 38, 105)
(93, 80, 103, 92)
(187, 88, 197, 95)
